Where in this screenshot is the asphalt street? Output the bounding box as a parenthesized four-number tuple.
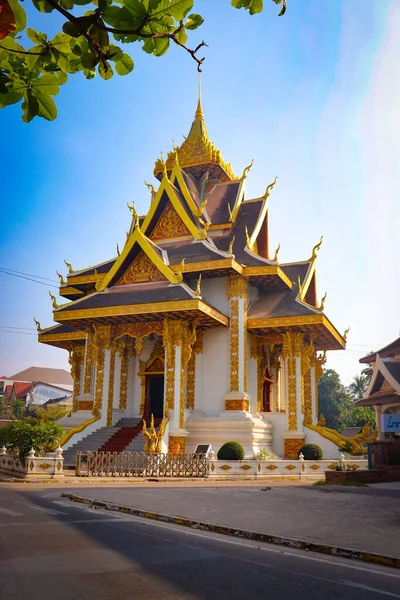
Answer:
(0, 486, 399, 600)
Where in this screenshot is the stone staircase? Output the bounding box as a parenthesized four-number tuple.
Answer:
(62, 418, 147, 468)
(98, 418, 142, 453)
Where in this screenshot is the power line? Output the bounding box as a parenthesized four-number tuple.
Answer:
(0, 330, 37, 336)
(0, 269, 59, 288)
(0, 267, 59, 284)
(0, 325, 37, 331)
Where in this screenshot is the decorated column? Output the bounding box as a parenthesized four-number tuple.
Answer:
(106, 337, 118, 426)
(225, 274, 250, 411)
(68, 345, 85, 413)
(163, 319, 196, 454)
(92, 325, 111, 418)
(118, 340, 129, 411)
(282, 331, 306, 458)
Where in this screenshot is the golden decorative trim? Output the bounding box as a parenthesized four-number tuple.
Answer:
(247, 314, 345, 347)
(117, 250, 166, 285)
(170, 258, 243, 275)
(150, 201, 191, 240)
(83, 330, 94, 395)
(55, 299, 229, 327)
(106, 342, 117, 426)
(113, 321, 163, 354)
(67, 273, 104, 285)
(239, 464, 252, 471)
(284, 438, 303, 459)
(49, 413, 101, 451)
(78, 400, 93, 411)
(168, 436, 186, 456)
(186, 352, 196, 410)
(59, 286, 84, 296)
(39, 331, 87, 343)
(304, 423, 376, 456)
(163, 320, 177, 413)
(92, 325, 110, 413)
(309, 464, 320, 470)
(208, 223, 232, 231)
(285, 464, 297, 471)
(229, 298, 240, 392)
(118, 342, 129, 411)
(225, 399, 249, 411)
(227, 274, 248, 299)
(265, 464, 278, 471)
(243, 266, 293, 290)
(218, 464, 232, 471)
(247, 177, 277, 249)
(68, 346, 84, 413)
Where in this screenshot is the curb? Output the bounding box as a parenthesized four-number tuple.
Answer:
(61, 493, 400, 570)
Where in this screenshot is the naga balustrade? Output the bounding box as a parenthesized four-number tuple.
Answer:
(76, 451, 208, 478)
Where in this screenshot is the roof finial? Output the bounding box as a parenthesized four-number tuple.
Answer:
(195, 72, 204, 120)
(318, 292, 327, 312)
(48, 291, 60, 309)
(309, 236, 323, 262)
(56, 270, 66, 285)
(273, 243, 280, 262)
(343, 327, 350, 341)
(33, 317, 43, 333)
(195, 273, 202, 297)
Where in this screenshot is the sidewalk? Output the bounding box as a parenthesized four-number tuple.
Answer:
(61, 481, 400, 561)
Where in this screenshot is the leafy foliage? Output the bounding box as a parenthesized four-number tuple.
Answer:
(298, 444, 323, 460)
(318, 369, 376, 431)
(0, 0, 287, 121)
(27, 404, 68, 424)
(0, 419, 63, 461)
(217, 441, 245, 460)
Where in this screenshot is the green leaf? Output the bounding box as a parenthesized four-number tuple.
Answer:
(34, 89, 57, 120)
(25, 47, 45, 71)
(98, 60, 113, 80)
(62, 21, 82, 37)
(153, 36, 169, 56)
(51, 32, 72, 53)
(150, 0, 193, 20)
(32, 73, 60, 95)
(26, 29, 48, 45)
(32, 0, 54, 13)
(185, 13, 203, 30)
(8, 0, 27, 32)
(59, 0, 74, 8)
(124, 0, 147, 20)
(107, 45, 123, 61)
(88, 23, 109, 52)
(83, 67, 96, 79)
(81, 51, 98, 69)
(21, 91, 39, 123)
(103, 6, 142, 29)
(0, 89, 24, 108)
(114, 52, 133, 74)
(231, 0, 263, 15)
(73, 0, 93, 4)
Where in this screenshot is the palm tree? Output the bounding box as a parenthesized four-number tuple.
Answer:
(347, 374, 370, 401)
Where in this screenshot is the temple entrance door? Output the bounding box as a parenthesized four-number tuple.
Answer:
(145, 374, 164, 421)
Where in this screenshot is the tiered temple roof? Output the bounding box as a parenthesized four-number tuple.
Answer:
(38, 100, 346, 352)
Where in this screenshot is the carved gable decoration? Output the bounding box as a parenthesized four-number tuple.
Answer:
(117, 250, 166, 285)
(150, 202, 191, 241)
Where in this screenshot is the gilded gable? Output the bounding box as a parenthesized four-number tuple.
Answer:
(150, 202, 191, 241)
(117, 251, 166, 285)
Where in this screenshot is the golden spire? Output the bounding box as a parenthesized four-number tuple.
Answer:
(308, 236, 323, 262)
(273, 243, 280, 262)
(343, 327, 350, 341)
(48, 291, 60, 309)
(240, 159, 254, 181)
(56, 270, 66, 285)
(33, 317, 43, 333)
(318, 292, 327, 311)
(64, 259, 73, 274)
(195, 273, 202, 297)
(116, 243, 120, 256)
(144, 180, 156, 197)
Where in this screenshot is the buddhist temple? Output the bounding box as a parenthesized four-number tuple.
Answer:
(37, 99, 348, 459)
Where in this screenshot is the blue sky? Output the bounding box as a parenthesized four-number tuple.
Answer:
(1, 0, 398, 384)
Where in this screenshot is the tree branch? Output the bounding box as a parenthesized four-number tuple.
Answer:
(0, 45, 48, 56)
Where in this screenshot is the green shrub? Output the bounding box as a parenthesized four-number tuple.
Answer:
(1, 420, 64, 462)
(298, 443, 323, 460)
(217, 441, 245, 461)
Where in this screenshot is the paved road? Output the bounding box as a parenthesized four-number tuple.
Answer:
(0, 487, 399, 600)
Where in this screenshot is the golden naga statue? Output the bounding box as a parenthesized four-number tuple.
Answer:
(305, 421, 377, 456)
(142, 414, 169, 454)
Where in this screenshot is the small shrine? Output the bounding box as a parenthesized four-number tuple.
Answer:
(38, 99, 347, 458)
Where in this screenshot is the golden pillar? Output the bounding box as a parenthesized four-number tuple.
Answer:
(106, 338, 117, 426)
(225, 275, 249, 410)
(69, 345, 84, 413)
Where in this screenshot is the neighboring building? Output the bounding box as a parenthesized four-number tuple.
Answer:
(38, 100, 347, 458)
(10, 382, 32, 403)
(6, 367, 73, 391)
(357, 336, 400, 442)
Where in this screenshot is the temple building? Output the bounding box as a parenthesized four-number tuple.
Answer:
(37, 100, 348, 459)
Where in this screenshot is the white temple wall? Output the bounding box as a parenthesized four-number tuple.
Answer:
(199, 277, 229, 314)
(265, 412, 287, 457)
(199, 328, 230, 416)
(247, 345, 258, 414)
